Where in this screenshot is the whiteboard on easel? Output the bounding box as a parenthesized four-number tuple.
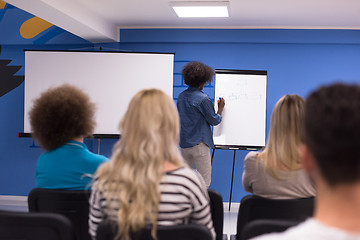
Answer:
(213, 70, 267, 149)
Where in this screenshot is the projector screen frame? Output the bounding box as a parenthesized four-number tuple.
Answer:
(20, 50, 175, 139)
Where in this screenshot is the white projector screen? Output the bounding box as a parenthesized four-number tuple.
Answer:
(24, 50, 174, 136)
(213, 70, 267, 149)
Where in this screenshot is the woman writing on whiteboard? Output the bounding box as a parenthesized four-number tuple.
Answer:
(29, 84, 108, 190)
(242, 94, 316, 199)
(177, 61, 225, 188)
(88, 89, 215, 239)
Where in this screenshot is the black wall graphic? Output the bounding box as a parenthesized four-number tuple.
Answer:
(0, 45, 24, 97)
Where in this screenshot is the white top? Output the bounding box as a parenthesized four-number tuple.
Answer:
(242, 151, 316, 199)
(88, 167, 215, 239)
(252, 218, 360, 240)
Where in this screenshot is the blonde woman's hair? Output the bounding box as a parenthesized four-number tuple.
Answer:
(94, 89, 184, 240)
(257, 94, 305, 178)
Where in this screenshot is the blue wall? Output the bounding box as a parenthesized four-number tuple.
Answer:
(2, 9, 360, 203)
(97, 29, 360, 202)
(0, 3, 95, 196)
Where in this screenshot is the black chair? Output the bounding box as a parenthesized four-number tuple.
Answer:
(230, 195, 314, 240)
(208, 189, 227, 240)
(240, 219, 300, 240)
(96, 220, 213, 240)
(28, 188, 91, 240)
(0, 210, 75, 240)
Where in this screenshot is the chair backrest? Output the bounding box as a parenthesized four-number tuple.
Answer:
(240, 219, 300, 240)
(0, 210, 75, 240)
(96, 221, 213, 240)
(28, 188, 91, 240)
(208, 189, 225, 240)
(235, 195, 314, 239)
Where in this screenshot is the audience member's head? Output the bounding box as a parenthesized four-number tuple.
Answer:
(95, 88, 184, 240)
(259, 94, 305, 177)
(248, 83, 360, 240)
(303, 83, 360, 187)
(29, 84, 95, 150)
(182, 61, 214, 88)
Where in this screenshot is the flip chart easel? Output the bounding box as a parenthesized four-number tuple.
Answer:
(212, 69, 267, 210)
(211, 146, 260, 211)
(211, 147, 237, 211)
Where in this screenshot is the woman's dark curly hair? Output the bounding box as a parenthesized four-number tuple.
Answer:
(182, 61, 215, 87)
(29, 84, 96, 151)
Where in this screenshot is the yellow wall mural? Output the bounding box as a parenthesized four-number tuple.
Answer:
(20, 17, 53, 39)
(0, 0, 6, 9)
(2, 0, 54, 39)
(1, 1, 88, 44)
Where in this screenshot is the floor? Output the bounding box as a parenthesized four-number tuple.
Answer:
(224, 202, 239, 237)
(0, 195, 28, 212)
(0, 195, 239, 237)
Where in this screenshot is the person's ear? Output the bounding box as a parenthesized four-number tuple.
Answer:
(299, 143, 315, 173)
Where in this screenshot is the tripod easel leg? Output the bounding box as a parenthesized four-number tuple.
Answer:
(211, 148, 216, 165)
(229, 149, 236, 211)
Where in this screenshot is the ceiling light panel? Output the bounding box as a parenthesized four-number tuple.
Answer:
(170, 1, 230, 18)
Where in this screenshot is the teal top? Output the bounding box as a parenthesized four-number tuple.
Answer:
(36, 140, 108, 190)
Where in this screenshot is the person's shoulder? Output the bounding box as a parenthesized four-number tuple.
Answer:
(37, 151, 47, 161)
(177, 89, 186, 98)
(166, 167, 204, 186)
(245, 151, 260, 162)
(251, 232, 292, 240)
(84, 150, 109, 164)
(166, 167, 208, 196)
(243, 151, 262, 176)
(36, 152, 50, 169)
(251, 224, 302, 240)
(167, 167, 197, 179)
(37, 146, 64, 163)
(177, 87, 198, 101)
(195, 92, 212, 108)
(93, 154, 108, 163)
(198, 90, 210, 99)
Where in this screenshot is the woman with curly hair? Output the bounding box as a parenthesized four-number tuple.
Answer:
(88, 89, 215, 240)
(177, 61, 225, 188)
(242, 94, 316, 199)
(29, 84, 108, 190)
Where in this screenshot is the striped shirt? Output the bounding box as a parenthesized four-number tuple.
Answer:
(88, 167, 215, 239)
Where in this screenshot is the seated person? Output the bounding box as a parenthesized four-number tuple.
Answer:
(29, 84, 108, 190)
(242, 94, 316, 199)
(253, 83, 360, 239)
(88, 89, 215, 240)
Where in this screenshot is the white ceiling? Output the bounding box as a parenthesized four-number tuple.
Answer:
(6, 0, 360, 43)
